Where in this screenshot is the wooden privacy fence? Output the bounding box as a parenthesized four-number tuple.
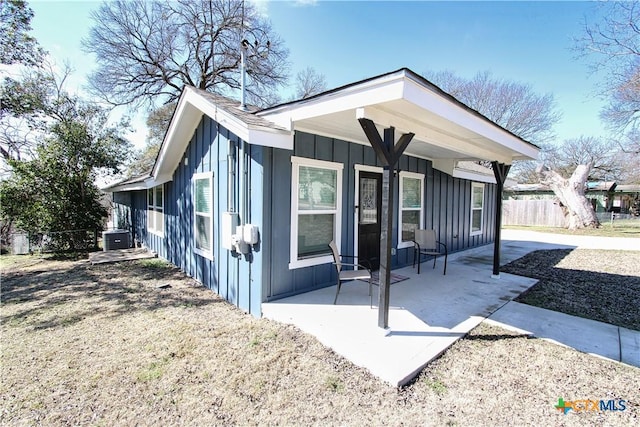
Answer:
(502, 199, 567, 227)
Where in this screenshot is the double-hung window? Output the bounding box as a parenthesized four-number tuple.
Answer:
(398, 172, 424, 248)
(471, 182, 484, 236)
(147, 185, 164, 236)
(193, 172, 213, 259)
(290, 157, 343, 269)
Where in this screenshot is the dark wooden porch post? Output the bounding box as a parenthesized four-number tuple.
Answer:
(358, 118, 414, 328)
(491, 161, 511, 277)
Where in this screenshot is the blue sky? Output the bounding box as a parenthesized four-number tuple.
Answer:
(25, 0, 609, 148)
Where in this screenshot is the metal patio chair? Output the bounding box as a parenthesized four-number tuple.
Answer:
(412, 229, 448, 275)
(329, 240, 374, 307)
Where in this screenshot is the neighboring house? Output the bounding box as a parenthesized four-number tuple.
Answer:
(505, 181, 638, 214)
(103, 68, 539, 317)
(608, 184, 640, 214)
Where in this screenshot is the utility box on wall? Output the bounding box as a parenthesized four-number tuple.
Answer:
(221, 212, 239, 250)
(102, 230, 130, 251)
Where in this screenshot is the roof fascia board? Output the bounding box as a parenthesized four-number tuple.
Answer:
(402, 76, 539, 160)
(103, 183, 148, 193)
(153, 87, 292, 182)
(260, 73, 407, 127)
(247, 128, 293, 149)
(153, 89, 201, 180)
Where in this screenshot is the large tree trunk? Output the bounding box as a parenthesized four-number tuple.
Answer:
(537, 162, 600, 230)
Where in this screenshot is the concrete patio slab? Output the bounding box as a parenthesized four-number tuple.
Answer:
(89, 248, 157, 265)
(262, 252, 538, 386)
(263, 230, 640, 385)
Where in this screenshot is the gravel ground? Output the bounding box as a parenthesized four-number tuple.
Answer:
(1, 255, 638, 425)
(501, 249, 640, 331)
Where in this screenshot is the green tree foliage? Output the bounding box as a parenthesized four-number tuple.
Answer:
(0, 95, 131, 251)
(0, 0, 44, 66)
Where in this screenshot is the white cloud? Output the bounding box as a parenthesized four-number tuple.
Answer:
(249, 0, 270, 16)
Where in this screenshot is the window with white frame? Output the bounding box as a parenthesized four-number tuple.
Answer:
(193, 172, 213, 259)
(147, 184, 164, 236)
(471, 182, 484, 236)
(398, 171, 424, 248)
(290, 157, 343, 269)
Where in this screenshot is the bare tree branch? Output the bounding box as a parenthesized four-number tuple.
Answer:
(83, 0, 289, 108)
(575, 1, 640, 133)
(424, 70, 561, 146)
(294, 67, 327, 99)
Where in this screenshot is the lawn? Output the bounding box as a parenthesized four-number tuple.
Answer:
(504, 219, 640, 238)
(1, 255, 638, 425)
(501, 249, 640, 331)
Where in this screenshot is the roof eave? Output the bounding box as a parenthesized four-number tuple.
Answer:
(152, 87, 292, 183)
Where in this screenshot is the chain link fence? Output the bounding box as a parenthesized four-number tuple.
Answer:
(3, 229, 101, 255)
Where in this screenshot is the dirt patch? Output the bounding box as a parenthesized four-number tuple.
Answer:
(1, 256, 638, 425)
(501, 249, 640, 330)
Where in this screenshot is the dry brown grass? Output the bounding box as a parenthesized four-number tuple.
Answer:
(1, 255, 639, 426)
(502, 249, 640, 330)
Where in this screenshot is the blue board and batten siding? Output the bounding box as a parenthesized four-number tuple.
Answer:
(114, 118, 497, 315)
(114, 115, 264, 315)
(261, 131, 497, 301)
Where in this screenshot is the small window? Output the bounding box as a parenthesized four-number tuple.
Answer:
(398, 172, 424, 248)
(471, 182, 484, 236)
(147, 184, 164, 236)
(290, 157, 343, 269)
(193, 172, 213, 259)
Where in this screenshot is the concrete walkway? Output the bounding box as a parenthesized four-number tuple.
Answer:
(487, 301, 640, 368)
(490, 229, 640, 369)
(262, 229, 640, 386)
(89, 248, 157, 264)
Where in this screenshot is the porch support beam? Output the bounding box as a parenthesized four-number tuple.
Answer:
(491, 161, 511, 278)
(358, 118, 414, 329)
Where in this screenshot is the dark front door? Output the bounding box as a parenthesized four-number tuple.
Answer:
(358, 171, 382, 271)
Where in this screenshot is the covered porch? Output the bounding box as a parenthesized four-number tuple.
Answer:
(262, 237, 544, 386)
(260, 68, 540, 328)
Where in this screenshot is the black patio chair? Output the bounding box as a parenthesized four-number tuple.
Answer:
(412, 229, 448, 275)
(328, 240, 374, 307)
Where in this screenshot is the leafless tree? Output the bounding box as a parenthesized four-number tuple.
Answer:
(425, 70, 561, 146)
(294, 67, 327, 99)
(575, 0, 640, 133)
(83, 0, 289, 108)
(617, 130, 640, 183)
(544, 136, 623, 180)
(537, 162, 600, 229)
(125, 103, 176, 177)
(535, 136, 634, 229)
